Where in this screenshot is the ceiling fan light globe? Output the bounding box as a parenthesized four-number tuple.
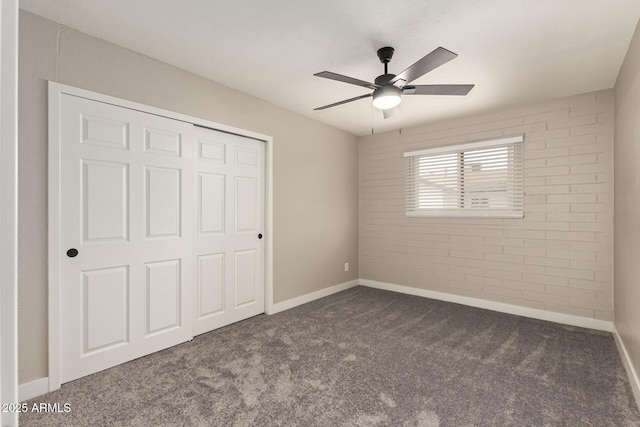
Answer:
(373, 95, 401, 110)
(372, 85, 401, 110)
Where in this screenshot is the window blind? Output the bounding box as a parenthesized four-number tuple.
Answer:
(404, 135, 524, 218)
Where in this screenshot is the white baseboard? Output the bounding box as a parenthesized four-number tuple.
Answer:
(19, 377, 49, 402)
(267, 279, 359, 315)
(360, 279, 613, 332)
(613, 326, 640, 410)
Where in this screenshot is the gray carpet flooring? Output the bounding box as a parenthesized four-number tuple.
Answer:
(21, 286, 640, 426)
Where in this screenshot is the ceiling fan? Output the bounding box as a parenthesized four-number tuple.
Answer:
(313, 46, 474, 118)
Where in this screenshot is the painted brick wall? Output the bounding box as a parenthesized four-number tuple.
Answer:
(359, 90, 614, 320)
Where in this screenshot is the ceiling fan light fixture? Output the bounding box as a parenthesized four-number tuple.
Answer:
(372, 85, 401, 110)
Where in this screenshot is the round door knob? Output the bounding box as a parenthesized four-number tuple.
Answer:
(258, 233, 263, 239)
(67, 248, 79, 258)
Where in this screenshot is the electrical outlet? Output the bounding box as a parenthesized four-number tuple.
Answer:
(344, 262, 349, 272)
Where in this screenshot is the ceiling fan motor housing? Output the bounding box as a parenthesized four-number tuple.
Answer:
(375, 74, 396, 86)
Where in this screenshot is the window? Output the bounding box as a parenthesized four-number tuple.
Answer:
(404, 135, 523, 218)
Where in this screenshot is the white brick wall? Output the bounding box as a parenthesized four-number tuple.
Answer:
(359, 90, 614, 321)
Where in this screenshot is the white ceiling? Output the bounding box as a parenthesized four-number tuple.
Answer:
(20, 0, 640, 136)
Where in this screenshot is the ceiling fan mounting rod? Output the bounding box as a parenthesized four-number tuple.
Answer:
(377, 46, 395, 76)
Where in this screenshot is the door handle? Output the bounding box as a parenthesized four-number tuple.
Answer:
(67, 248, 79, 258)
(258, 233, 263, 239)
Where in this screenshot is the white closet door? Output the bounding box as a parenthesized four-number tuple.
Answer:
(194, 127, 265, 335)
(59, 94, 194, 383)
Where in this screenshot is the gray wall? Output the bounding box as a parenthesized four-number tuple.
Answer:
(18, 11, 359, 384)
(614, 19, 640, 392)
(359, 91, 614, 320)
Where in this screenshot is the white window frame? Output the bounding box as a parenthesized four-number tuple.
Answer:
(404, 135, 524, 218)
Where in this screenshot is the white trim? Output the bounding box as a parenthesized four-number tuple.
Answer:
(613, 326, 640, 410)
(19, 377, 50, 402)
(264, 134, 275, 315)
(48, 82, 275, 392)
(1, 1, 19, 425)
(403, 135, 523, 157)
(50, 82, 271, 143)
(359, 279, 613, 332)
(405, 210, 523, 219)
(267, 280, 360, 315)
(48, 84, 62, 392)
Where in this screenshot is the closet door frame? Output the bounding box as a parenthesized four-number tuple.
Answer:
(48, 82, 274, 392)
